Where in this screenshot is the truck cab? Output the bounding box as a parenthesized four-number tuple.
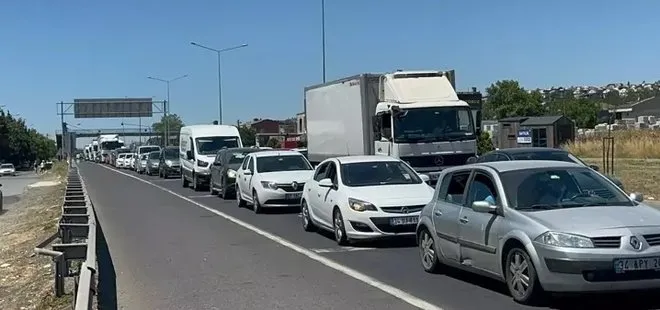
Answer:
(372, 70, 480, 182)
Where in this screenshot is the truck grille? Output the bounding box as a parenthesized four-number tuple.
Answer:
(591, 236, 621, 248)
(400, 154, 474, 168)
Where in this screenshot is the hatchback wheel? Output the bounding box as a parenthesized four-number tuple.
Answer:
(252, 190, 262, 214)
(236, 186, 247, 208)
(301, 200, 316, 232)
(209, 178, 218, 195)
(418, 228, 441, 273)
(505, 247, 544, 305)
(333, 209, 349, 245)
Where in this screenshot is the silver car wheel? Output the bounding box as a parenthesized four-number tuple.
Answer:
(508, 250, 531, 298)
(420, 231, 436, 270)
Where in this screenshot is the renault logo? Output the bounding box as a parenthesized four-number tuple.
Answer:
(630, 236, 643, 251)
(291, 181, 299, 190)
(401, 207, 409, 214)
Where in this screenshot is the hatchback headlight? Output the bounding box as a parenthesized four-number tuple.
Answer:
(348, 198, 377, 212)
(227, 169, 236, 178)
(535, 231, 594, 248)
(261, 181, 278, 190)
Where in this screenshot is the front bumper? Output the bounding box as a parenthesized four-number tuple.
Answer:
(342, 211, 420, 240)
(163, 165, 180, 175)
(257, 188, 303, 207)
(534, 242, 660, 292)
(0, 171, 15, 176)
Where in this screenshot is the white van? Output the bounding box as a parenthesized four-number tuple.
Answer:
(180, 125, 243, 190)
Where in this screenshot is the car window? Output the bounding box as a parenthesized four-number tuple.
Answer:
(340, 160, 423, 187)
(465, 171, 499, 206)
(325, 162, 338, 185)
(494, 154, 510, 161)
(313, 162, 329, 181)
(255, 155, 313, 173)
(501, 167, 634, 210)
(476, 153, 497, 163)
(241, 156, 250, 170)
(441, 171, 471, 205)
(248, 157, 255, 172)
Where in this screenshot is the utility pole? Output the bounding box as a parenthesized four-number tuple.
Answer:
(321, 0, 326, 83)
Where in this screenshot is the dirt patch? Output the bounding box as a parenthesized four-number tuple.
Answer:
(580, 158, 660, 200)
(0, 162, 72, 310)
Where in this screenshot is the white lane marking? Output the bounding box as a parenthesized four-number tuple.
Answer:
(150, 179, 178, 182)
(311, 247, 380, 253)
(96, 164, 443, 310)
(187, 194, 216, 198)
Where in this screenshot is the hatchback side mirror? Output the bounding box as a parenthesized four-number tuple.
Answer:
(466, 156, 478, 164)
(588, 164, 600, 171)
(419, 174, 430, 182)
(472, 200, 497, 213)
(629, 192, 644, 202)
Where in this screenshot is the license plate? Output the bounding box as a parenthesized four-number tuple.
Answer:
(390, 216, 419, 226)
(285, 193, 302, 200)
(614, 257, 660, 273)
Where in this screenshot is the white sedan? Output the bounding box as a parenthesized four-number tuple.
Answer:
(235, 150, 315, 213)
(301, 155, 434, 245)
(0, 163, 16, 176)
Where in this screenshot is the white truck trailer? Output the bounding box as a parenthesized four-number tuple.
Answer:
(304, 70, 482, 183)
(98, 134, 124, 164)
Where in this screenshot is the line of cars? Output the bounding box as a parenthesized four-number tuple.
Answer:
(99, 124, 660, 305)
(111, 145, 182, 179)
(173, 142, 660, 305)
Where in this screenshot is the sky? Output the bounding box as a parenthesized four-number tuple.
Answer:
(1, 0, 660, 145)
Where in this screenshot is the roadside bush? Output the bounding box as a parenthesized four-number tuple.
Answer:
(564, 129, 660, 158)
(0, 109, 57, 165)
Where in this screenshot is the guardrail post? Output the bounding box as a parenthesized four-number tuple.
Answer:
(54, 254, 66, 296)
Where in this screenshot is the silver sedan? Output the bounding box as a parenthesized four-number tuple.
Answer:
(416, 160, 660, 305)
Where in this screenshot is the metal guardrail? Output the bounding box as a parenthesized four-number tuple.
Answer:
(34, 165, 96, 309)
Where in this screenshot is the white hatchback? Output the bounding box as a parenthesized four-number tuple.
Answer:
(301, 155, 434, 245)
(235, 150, 315, 213)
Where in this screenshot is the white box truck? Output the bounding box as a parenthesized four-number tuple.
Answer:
(304, 70, 482, 183)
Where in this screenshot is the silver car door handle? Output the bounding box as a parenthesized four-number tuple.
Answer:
(459, 217, 469, 224)
(433, 210, 442, 216)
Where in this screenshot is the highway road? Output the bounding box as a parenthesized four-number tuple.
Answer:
(0, 171, 39, 206)
(78, 162, 660, 310)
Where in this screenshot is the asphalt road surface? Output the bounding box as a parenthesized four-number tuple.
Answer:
(78, 162, 660, 310)
(0, 171, 39, 206)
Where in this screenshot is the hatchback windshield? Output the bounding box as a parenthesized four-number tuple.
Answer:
(1, 164, 14, 169)
(139, 146, 160, 154)
(341, 161, 422, 187)
(229, 152, 251, 165)
(508, 151, 580, 164)
(149, 152, 159, 159)
(163, 148, 178, 159)
(196, 136, 240, 155)
(256, 155, 312, 173)
(125, 154, 133, 158)
(500, 167, 633, 210)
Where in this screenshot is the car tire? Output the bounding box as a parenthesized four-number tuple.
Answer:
(301, 200, 316, 232)
(182, 173, 189, 188)
(236, 186, 247, 208)
(209, 178, 218, 195)
(333, 208, 349, 246)
(252, 190, 262, 214)
(418, 227, 441, 273)
(505, 247, 544, 305)
(192, 173, 200, 191)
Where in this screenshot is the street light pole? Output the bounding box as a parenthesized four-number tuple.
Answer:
(190, 42, 248, 125)
(147, 74, 188, 146)
(321, 0, 326, 83)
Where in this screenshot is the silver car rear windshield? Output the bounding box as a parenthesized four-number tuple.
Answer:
(499, 167, 633, 210)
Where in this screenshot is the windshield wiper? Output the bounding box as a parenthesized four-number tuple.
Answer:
(519, 204, 562, 210)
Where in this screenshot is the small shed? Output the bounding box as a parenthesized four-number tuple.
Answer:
(497, 115, 575, 149)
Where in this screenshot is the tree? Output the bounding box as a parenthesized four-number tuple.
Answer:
(266, 137, 281, 148)
(151, 114, 185, 135)
(0, 109, 56, 165)
(238, 125, 256, 146)
(477, 131, 494, 155)
(546, 98, 600, 128)
(484, 80, 545, 119)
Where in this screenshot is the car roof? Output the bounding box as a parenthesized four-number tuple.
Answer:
(493, 147, 568, 154)
(220, 147, 259, 154)
(335, 155, 400, 164)
(253, 150, 306, 158)
(457, 160, 583, 173)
